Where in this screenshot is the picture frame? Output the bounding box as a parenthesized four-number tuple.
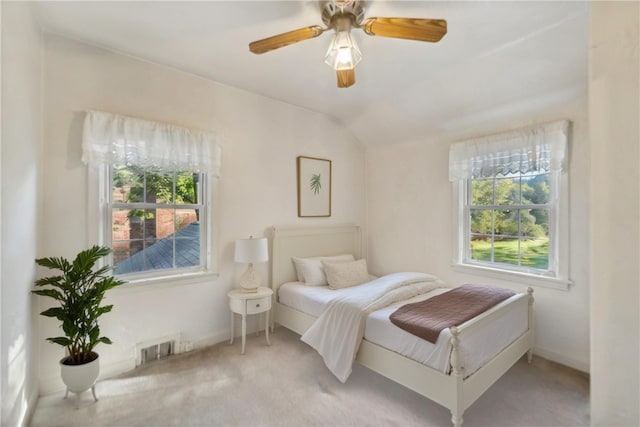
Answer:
(297, 156, 332, 217)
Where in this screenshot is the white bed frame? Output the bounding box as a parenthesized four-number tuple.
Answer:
(270, 224, 534, 427)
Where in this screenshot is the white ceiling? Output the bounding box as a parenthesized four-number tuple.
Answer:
(32, 1, 590, 147)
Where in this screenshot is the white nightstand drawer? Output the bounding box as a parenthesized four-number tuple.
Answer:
(246, 296, 271, 314)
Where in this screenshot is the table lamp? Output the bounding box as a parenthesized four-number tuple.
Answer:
(234, 236, 268, 292)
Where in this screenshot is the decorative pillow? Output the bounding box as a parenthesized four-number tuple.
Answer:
(322, 259, 370, 290)
(292, 254, 355, 286)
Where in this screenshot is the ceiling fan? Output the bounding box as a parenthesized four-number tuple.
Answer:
(249, 0, 447, 88)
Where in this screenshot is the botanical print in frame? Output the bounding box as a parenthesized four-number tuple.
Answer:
(297, 156, 332, 217)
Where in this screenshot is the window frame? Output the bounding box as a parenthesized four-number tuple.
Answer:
(452, 169, 570, 291)
(88, 164, 218, 287)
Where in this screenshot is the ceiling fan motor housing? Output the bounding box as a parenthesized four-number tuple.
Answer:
(321, 0, 366, 28)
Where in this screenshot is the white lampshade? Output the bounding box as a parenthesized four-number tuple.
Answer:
(234, 237, 268, 293)
(234, 237, 268, 264)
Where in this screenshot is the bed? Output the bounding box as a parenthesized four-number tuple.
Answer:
(270, 224, 534, 427)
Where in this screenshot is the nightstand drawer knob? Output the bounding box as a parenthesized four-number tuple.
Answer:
(256, 303, 260, 307)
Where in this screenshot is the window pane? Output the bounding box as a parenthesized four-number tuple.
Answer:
(470, 237, 492, 262)
(112, 209, 146, 274)
(112, 208, 134, 264)
(155, 208, 175, 239)
(145, 169, 174, 204)
(492, 237, 520, 266)
(175, 210, 200, 268)
(521, 172, 550, 204)
(533, 208, 549, 235)
(175, 172, 198, 205)
(141, 208, 158, 241)
(470, 209, 493, 235)
(471, 179, 494, 206)
(520, 237, 549, 269)
(494, 176, 520, 205)
(494, 209, 519, 237)
(176, 208, 199, 229)
(520, 208, 548, 237)
(521, 208, 549, 269)
(112, 164, 144, 204)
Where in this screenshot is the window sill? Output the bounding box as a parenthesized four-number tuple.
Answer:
(112, 271, 220, 294)
(451, 262, 571, 291)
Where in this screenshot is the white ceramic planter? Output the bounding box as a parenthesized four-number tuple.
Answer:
(60, 353, 100, 394)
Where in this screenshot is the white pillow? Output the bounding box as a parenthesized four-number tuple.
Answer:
(292, 254, 355, 286)
(322, 259, 370, 290)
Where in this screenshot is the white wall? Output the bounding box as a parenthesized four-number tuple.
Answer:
(1, 2, 43, 425)
(11, 5, 637, 421)
(38, 35, 365, 393)
(589, 2, 639, 425)
(366, 97, 591, 371)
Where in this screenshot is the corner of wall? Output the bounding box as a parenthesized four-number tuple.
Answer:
(1, 1, 45, 426)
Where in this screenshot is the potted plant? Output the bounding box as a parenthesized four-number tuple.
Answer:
(32, 245, 125, 405)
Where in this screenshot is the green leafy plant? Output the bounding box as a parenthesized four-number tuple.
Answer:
(310, 173, 322, 194)
(32, 246, 126, 365)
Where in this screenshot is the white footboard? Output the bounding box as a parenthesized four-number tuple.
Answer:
(447, 287, 534, 426)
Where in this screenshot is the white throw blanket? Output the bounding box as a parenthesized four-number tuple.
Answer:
(301, 272, 447, 382)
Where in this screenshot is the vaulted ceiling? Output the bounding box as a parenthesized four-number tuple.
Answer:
(32, 1, 590, 147)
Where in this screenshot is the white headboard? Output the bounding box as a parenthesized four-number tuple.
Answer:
(270, 224, 361, 298)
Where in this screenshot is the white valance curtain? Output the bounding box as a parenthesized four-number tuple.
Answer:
(448, 119, 570, 181)
(82, 110, 222, 176)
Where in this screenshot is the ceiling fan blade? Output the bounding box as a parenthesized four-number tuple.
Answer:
(337, 69, 356, 88)
(362, 17, 447, 42)
(249, 26, 325, 54)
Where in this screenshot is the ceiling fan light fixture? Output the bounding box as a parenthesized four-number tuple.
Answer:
(324, 29, 362, 71)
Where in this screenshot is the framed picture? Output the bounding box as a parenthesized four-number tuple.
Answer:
(297, 156, 332, 217)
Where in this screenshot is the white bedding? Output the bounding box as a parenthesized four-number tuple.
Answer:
(300, 272, 445, 382)
(279, 277, 528, 379)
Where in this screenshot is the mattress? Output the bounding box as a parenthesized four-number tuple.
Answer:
(278, 281, 528, 375)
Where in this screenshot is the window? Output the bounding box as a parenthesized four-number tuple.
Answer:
(82, 110, 222, 282)
(450, 120, 570, 287)
(466, 170, 555, 273)
(110, 165, 206, 277)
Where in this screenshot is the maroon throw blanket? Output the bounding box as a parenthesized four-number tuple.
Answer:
(389, 284, 516, 343)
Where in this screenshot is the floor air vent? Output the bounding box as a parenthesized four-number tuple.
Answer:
(140, 341, 173, 364)
(136, 333, 181, 366)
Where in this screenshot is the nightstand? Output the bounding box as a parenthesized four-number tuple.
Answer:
(228, 287, 273, 354)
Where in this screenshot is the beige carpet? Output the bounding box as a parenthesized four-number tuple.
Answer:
(30, 327, 589, 426)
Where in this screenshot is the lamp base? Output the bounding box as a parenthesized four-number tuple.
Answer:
(239, 264, 261, 293)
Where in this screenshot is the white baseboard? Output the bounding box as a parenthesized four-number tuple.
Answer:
(99, 357, 137, 380)
(533, 345, 589, 373)
(39, 372, 65, 396)
(185, 330, 229, 352)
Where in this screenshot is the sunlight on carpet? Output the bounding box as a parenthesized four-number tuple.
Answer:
(30, 327, 589, 426)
